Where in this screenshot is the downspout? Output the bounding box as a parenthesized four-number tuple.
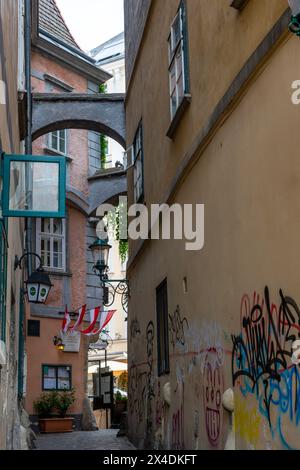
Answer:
(24, 0, 32, 274)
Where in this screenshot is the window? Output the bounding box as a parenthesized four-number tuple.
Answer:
(156, 279, 170, 376)
(133, 123, 144, 203)
(48, 130, 67, 155)
(36, 218, 66, 271)
(168, 1, 190, 120)
(42, 365, 72, 390)
(27, 320, 40, 337)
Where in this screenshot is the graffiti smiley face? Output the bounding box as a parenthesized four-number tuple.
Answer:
(203, 354, 223, 447)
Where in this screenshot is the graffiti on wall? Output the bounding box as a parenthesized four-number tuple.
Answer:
(232, 286, 300, 449)
(203, 351, 224, 447)
(130, 318, 141, 340)
(235, 395, 262, 447)
(171, 383, 185, 450)
(169, 305, 189, 350)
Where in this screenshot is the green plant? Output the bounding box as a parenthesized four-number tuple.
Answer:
(33, 391, 57, 418)
(117, 371, 128, 392)
(114, 391, 127, 403)
(53, 388, 76, 418)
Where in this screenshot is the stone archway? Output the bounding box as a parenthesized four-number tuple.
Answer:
(32, 93, 126, 148)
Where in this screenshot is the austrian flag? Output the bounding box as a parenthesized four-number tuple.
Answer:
(61, 305, 116, 336)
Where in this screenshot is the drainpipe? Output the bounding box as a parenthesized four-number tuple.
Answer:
(24, 0, 32, 274)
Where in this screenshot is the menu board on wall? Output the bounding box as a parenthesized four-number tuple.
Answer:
(62, 331, 81, 352)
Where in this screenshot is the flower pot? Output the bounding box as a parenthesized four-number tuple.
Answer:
(38, 417, 74, 433)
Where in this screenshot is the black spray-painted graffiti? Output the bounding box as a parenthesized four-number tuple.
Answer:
(145, 321, 155, 443)
(129, 321, 156, 443)
(232, 286, 300, 448)
(130, 318, 141, 340)
(169, 305, 189, 350)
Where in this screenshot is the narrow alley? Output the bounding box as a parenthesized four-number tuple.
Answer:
(35, 430, 135, 451)
(2, 0, 300, 457)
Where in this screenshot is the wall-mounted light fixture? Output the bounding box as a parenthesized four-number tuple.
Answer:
(53, 336, 65, 351)
(288, 0, 300, 36)
(89, 237, 130, 315)
(14, 252, 53, 304)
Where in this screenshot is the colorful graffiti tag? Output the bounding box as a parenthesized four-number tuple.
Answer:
(232, 286, 300, 449)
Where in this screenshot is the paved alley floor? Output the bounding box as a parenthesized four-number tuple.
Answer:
(35, 429, 136, 450)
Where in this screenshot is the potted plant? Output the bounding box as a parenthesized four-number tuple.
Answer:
(34, 389, 76, 433)
(112, 390, 128, 426)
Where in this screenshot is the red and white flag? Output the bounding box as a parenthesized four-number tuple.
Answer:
(61, 305, 71, 334)
(86, 309, 116, 336)
(70, 304, 87, 332)
(80, 306, 101, 335)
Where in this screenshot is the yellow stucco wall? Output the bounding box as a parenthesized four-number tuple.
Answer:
(126, 0, 300, 450)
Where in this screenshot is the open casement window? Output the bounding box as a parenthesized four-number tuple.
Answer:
(48, 130, 67, 155)
(36, 218, 66, 271)
(168, 0, 190, 120)
(133, 123, 144, 203)
(42, 365, 72, 391)
(2, 154, 66, 218)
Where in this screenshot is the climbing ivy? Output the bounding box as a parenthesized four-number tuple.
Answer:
(99, 83, 108, 169)
(107, 204, 128, 264)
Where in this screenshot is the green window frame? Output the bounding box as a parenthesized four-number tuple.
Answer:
(2, 154, 66, 218)
(168, 0, 190, 119)
(42, 364, 72, 391)
(0, 218, 8, 342)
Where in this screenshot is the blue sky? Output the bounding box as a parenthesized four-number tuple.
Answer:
(56, 0, 124, 52)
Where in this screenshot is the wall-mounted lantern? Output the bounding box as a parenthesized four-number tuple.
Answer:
(288, 0, 300, 36)
(89, 237, 130, 315)
(14, 252, 53, 304)
(53, 336, 65, 351)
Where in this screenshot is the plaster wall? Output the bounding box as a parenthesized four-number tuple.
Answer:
(125, 0, 300, 450)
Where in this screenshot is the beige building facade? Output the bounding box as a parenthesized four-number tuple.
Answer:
(125, 0, 300, 450)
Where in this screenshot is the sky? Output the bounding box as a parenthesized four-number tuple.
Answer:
(55, 0, 124, 52)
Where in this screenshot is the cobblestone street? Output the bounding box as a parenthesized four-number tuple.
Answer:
(35, 430, 136, 451)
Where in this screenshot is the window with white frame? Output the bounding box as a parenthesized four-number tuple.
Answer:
(133, 123, 144, 203)
(48, 130, 67, 155)
(168, 1, 189, 120)
(36, 218, 66, 271)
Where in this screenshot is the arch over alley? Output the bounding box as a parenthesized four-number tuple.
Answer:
(32, 93, 126, 148)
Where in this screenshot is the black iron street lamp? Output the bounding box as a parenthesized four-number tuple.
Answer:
(14, 252, 53, 304)
(89, 238, 130, 314)
(289, 0, 300, 36)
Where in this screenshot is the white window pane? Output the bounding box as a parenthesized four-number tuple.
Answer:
(177, 74, 184, 103)
(41, 238, 51, 267)
(176, 47, 183, 79)
(51, 132, 58, 150)
(53, 218, 63, 235)
(172, 12, 181, 51)
(170, 62, 176, 94)
(41, 218, 51, 233)
(53, 239, 63, 268)
(171, 91, 177, 118)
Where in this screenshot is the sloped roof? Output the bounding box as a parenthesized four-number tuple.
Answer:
(91, 32, 125, 66)
(39, 0, 81, 51)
